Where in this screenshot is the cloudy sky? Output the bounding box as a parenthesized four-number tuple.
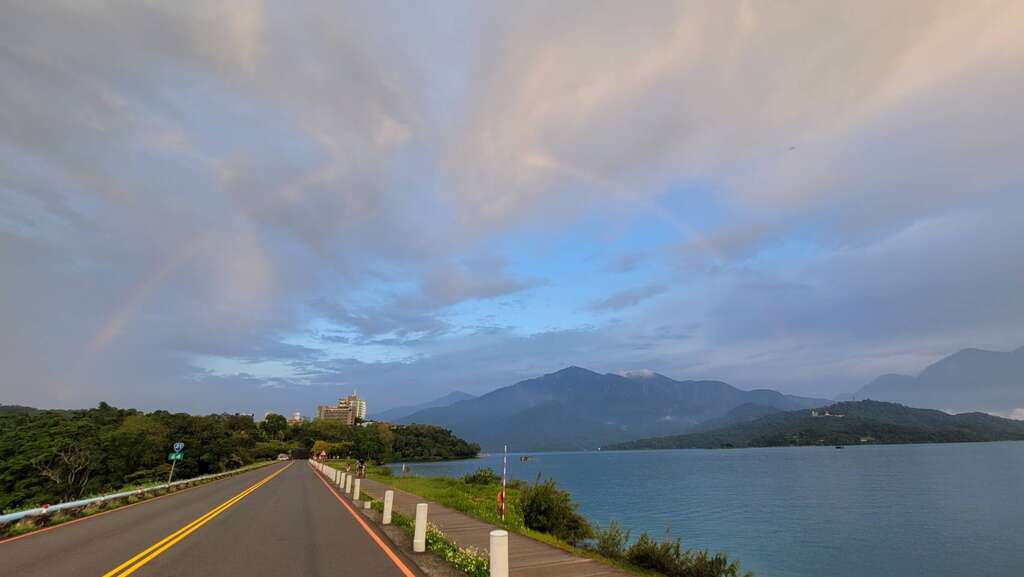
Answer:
(2, 1, 1023, 417)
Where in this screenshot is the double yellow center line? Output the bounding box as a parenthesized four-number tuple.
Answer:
(102, 462, 291, 577)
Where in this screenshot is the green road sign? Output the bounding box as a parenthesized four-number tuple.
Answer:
(167, 452, 184, 461)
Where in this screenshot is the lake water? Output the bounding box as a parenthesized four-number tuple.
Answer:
(391, 442, 1024, 577)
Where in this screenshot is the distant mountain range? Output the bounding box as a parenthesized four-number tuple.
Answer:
(608, 400, 1024, 450)
(847, 347, 1024, 413)
(398, 366, 830, 451)
(374, 391, 476, 422)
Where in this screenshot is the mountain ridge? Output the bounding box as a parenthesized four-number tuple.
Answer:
(851, 347, 1024, 412)
(374, 391, 475, 423)
(399, 366, 830, 451)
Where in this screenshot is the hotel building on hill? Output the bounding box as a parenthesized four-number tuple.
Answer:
(317, 392, 367, 425)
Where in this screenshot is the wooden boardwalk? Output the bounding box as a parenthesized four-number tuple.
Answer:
(359, 477, 631, 577)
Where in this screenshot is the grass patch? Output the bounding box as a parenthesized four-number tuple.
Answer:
(355, 466, 747, 577)
(372, 474, 527, 530)
(360, 470, 653, 575)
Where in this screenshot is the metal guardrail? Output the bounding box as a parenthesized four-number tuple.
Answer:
(0, 461, 274, 525)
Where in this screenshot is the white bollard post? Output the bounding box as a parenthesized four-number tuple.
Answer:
(345, 475, 352, 494)
(413, 503, 428, 552)
(353, 478, 361, 501)
(383, 490, 394, 525)
(490, 530, 509, 577)
(364, 500, 371, 509)
(339, 472, 346, 488)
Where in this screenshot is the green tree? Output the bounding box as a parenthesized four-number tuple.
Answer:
(352, 424, 394, 464)
(307, 418, 353, 443)
(311, 440, 331, 458)
(260, 413, 288, 440)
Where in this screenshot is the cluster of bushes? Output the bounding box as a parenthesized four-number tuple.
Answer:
(519, 477, 593, 545)
(462, 467, 501, 485)
(591, 523, 752, 577)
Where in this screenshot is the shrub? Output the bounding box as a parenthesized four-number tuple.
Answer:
(462, 468, 501, 485)
(626, 531, 751, 577)
(519, 477, 592, 545)
(592, 520, 631, 559)
(425, 524, 489, 577)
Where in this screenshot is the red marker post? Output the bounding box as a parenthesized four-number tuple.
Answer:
(496, 444, 508, 521)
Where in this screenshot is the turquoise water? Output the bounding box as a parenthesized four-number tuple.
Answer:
(391, 442, 1024, 577)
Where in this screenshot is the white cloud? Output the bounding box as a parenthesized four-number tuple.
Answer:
(2, 1, 1023, 413)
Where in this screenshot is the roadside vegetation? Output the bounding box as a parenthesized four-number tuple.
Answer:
(361, 465, 751, 577)
(0, 403, 477, 514)
(0, 403, 272, 513)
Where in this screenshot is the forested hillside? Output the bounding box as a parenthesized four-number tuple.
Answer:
(609, 400, 1024, 450)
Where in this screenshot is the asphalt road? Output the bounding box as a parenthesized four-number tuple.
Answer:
(1, 462, 423, 577)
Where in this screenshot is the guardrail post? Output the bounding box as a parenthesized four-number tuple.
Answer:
(345, 475, 352, 494)
(413, 503, 428, 552)
(383, 490, 394, 524)
(353, 478, 361, 501)
(490, 530, 509, 577)
(339, 472, 346, 488)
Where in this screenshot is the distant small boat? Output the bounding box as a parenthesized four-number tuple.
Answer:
(519, 455, 530, 462)
(835, 445, 845, 449)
